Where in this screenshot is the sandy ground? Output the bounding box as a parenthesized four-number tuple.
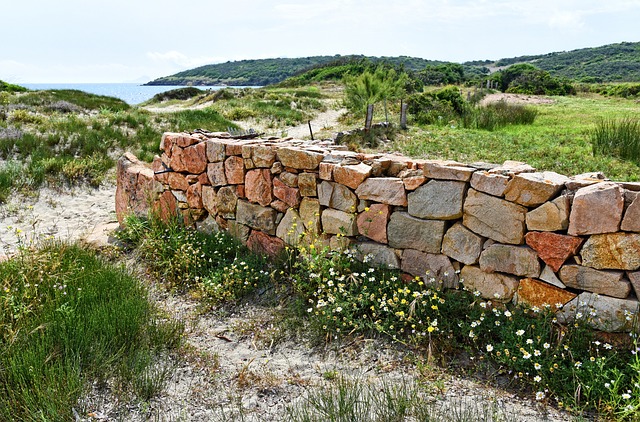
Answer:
(480, 92, 555, 106)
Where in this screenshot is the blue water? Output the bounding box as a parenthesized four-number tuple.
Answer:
(21, 83, 236, 105)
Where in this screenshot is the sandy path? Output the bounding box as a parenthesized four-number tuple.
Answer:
(284, 108, 346, 139)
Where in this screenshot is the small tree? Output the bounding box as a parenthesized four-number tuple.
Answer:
(343, 66, 408, 116)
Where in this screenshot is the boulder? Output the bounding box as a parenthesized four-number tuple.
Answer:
(525, 231, 583, 272)
(247, 231, 286, 257)
(568, 182, 624, 235)
(236, 200, 277, 234)
(504, 171, 569, 207)
(470, 171, 510, 197)
(224, 156, 245, 185)
(463, 189, 527, 245)
(355, 178, 407, 206)
(298, 172, 317, 197)
(216, 186, 238, 216)
(441, 222, 484, 265)
(401, 249, 458, 289)
(321, 208, 358, 236)
(186, 183, 203, 209)
(526, 195, 570, 232)
(459, 266, 519, 302)
(580, 233, 640, 270)
(387, 212, 446, 253)
(245, 169, 273, 207)
(182, 141, 208, 174)
(207, 162, 227, 186)
(206, 140, 226, 162)
(276, 147, 324, 170)
(333, 163, 372, 190)
(352, 242, 400, 270)
(559, 265, 631, 298)
(408, 180, 467, 220)
(318, 181, 357, 212)
(479, 244, 541, 277)
(423, 160, 475, 181)
(515, 278, 576, 309)
(299, 198, 321, 236)
(539, 265, 566, 288)
(319, 162, 335, 181)
(276, 209, 306, 245)
(357, 203, 390, 244)
(228, 221, 250, 243)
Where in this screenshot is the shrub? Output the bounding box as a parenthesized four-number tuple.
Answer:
(463, 100, 539, 131)
(590, 117, 640, 164)
(407, 86, 467, 125)
(150, 87, 203, 102)
(343, 66, 408, 116)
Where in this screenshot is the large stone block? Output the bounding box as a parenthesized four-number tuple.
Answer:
(298, 172, 317, 197)
(321, 208, 357, 236)
(299, 198, 321, 236)
(224, 156, 245, 185)
(206, 140, 226, 162)
(236, 200, 277, 234)
(333, 163, 372, 190)
(568, 182, 624, 235)
(352, 242, 400, 269)
(276, 209, 306, 245)
(207, 162, 227, 186)
(557, 292, 639, 332)
(182, 141, 208, 174)
(504, 171, 569, 207)
(479, 244, 541, 278)
(401, 249, 458, 289)
(408, 180, 467, 220)
(621, 193, 640, 232)
(355, 178, 407, 206)
(525, 231, 584, 272)
(387, 212, 446, 253)
(273, 177, 301, 208)
(116, 153, 160, 224)
(186, 183, 203, 209)
(463, 189, 527, 245)
(245, 169, 273, 207)
(470, 171, 510, 197)
(357, 204, 390, 244)
(629, 271, 640, 299)
(318, 181, 357, 212)
(247, 231, 286, 257)
(459, 266, 519, 302)
(216, 186, 238, 216)
(580, 233, 640, 271)
(515, 278, 576, 309)
(441, 222, 484, 265)
(559, 265, 631, 298)
(245, 145, 276, 168)
(201, 185, 216, 214)
(526, 195, 570, 232)
(423, 160, 475, 181)
(276, 147, 324, 170)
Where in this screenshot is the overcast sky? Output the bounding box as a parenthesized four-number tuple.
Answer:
(2, 0, 639, 83)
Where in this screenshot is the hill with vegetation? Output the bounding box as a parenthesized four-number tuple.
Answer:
(146, 41, 640, 87)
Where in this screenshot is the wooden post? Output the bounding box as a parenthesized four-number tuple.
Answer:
(307, 120, 314, 140)
(400, 101, 408, 130)
(365, 104, 374, 131)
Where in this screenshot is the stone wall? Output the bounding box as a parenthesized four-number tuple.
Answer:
(116, 131, 640, 333)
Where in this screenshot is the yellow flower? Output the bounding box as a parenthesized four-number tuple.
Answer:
(427, 326, 435, 333)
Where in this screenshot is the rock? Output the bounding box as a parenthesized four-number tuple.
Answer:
(207, 162, 227, 186)
(279, 171, 298, 187)
(276, 147, 324, 170)
(568, 182, 624, 235)
(186, 183, 203, 209)
(559, 265, 631, 298)
(504, 171, 569, 207)
(246, 231, 286, 257)
(459, 266, 519, 302)
(488, 160, 536, 175)
(236, 200, 277, 235)
(423, 160, 475, 181)
(175, 134, 201, 148)
(216, 186, 238, 216)
(321, 208, 357, 236)
(580, 233, 640, 270)
(526, 195, 570, 232)
(352, 242, 400, 269)
(298, 172, 317, 197)
(245, 169, 273, 207)
(621, 193, 640, 232)
(167, 172, 189, 191)
(355, 178, 407, 206)
(515, 278, 576, 309)
(357, 203, 390, 244)
(629, 271, 640, 298)
(387, 212, 446, 253)
(408, 180, 467, 220)
(401, 249, 458, 289)
(557, 292, 639, 332)
(182, 142, 208, 174)
(470, 171, 510, 197)
(299, 198, 321, 236)
(276, 209, 306, 245)
(463, 189, 527, 245)
(270, 199, 289, 213)
(196, 215, 220, 235)
(539, 265, 566, 288)
(245, 145, 276, 168)
(479, 244, 541, 277)
(160, 132, 177, 157)
(116, 153, 160, 224)
(201, 185, 216, 214)
(525, 232, 583, 272)
(319, 162, 335, 181)
(402, 176, 427, 191)
(272, 177, 300, 208)
(318, 181, 357, 212)
(153, 190, 179, 223)
(206, 140, 226, 162)
(333, 163, 372, 190)
(224, 156, 245, 185)
(441, 222, 484, 265)
(228, 221, 250, 243)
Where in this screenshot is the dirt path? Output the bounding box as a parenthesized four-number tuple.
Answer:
(284, 108, 346, 139)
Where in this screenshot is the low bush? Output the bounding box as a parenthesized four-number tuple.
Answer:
(590, 117, 640, 164)
(462, 100, 539, 131)
(150, 87, 203, 102)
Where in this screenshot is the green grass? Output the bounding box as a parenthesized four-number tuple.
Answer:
(0, 242, 184, 421)
(590, 117, 640, 165)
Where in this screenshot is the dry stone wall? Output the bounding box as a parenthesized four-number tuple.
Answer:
(116, 132, 640, 333)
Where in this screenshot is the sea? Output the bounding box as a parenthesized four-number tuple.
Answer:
(21, 83, 249, 105)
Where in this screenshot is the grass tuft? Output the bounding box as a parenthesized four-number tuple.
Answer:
(590, 117, 640, 164)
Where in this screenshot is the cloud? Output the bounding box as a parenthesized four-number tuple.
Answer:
(146, 51, 226, 68)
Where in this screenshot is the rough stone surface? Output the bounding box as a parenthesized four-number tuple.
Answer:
(298, 172, 317, 197)
(629, 271, 640, 299)
(227, 221, 250, 243)
(186, 183, 203, 209)
(247, 145, 276, 168)
(387, 212, 446, 253)
(224, 156, 245, 185)
(515, 278, 577, 309)
(504, 171, 569, 207)
(479, 244, 541, 277)
(207, 162, 227, 186)
(357, 204, 390, 244)
(236, 200, 277, 234)
(276, 209, 306, 245)
(273, 177, 301, 208)
(153, 190, 178, 223)
(526, 195, 570, 232)
(470, 171, 510, 197)
(318, 181, 357, 212)
(488, 160, 536, 175)
(182, 142, 208, 174)
(319, 162, 334, 181)
(580, 233, 640, 270)
(402, 176, 427, 191)
(352, 242, 400, 269)
(245, 169, 273, 207)
(525, 232, 584, 272)
(216, 186, 238, 216)
(167, 172, 189, 191)
(408, 180, 467, 220)
(116, 153, 160, 224)
(280, 172, 298, 187)
(299, 198, 321, 236)
(557, 292, 639, 332)
(201, 185, 216, 214)
(463, 189, 527, 245)
(539, 265, 566, 288)
(459, 266, 519, 302)
(246, 231, 286, 257)
(401, 250, 458, 289)
(321, 208, 357, 236)
(424, 161, 475, 181)
(621, 193, 640, 232)
(276, 147, 324, 170)
(558, 265, 631, 298)
(355, 178, 407, 206)
(568, 182, 624, 235)
(333, 163, 372, 190)
(206, 140, 226, 162)
(441, 223, 484, 265)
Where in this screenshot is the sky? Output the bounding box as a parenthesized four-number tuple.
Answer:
(2, 0, 640, 83)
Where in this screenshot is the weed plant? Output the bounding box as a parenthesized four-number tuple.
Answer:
(0, 242, 183, 421)
(590, 117, 640, 164)
(462, 100, 538, 131)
